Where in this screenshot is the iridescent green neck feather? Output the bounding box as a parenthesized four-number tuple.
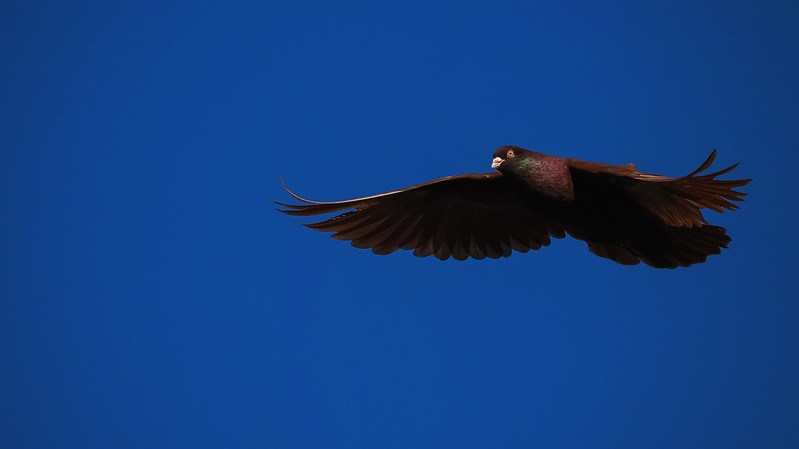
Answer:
(513, 153, 575, 201)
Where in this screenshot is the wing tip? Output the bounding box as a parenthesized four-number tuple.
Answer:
(280, 177, 318, 204)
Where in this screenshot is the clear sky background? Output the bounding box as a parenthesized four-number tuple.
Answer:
(3, 1, 798, 448)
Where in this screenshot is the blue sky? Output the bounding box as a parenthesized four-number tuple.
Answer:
(2, 1, 798, 448)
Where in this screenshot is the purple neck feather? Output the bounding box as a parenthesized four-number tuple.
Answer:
(517, 153, 575, 201)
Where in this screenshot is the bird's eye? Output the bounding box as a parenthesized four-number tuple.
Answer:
(507, 150, 515, 158)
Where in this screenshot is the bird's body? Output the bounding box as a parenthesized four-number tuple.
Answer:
(278, 146, 750, 268)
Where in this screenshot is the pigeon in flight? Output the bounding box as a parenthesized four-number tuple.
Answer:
(277, 146, 749, 268)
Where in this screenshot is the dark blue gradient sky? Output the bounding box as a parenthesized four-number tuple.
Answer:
(3, 1, 798, 448)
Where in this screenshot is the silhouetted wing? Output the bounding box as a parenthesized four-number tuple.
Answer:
(277, 173, 566, 260)
(568, 150, 750, 227)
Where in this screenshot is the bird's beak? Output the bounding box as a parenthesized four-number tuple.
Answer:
(491, 157, 504, 169)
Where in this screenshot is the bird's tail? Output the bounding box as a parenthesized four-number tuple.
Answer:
(585, 223, 731, 269)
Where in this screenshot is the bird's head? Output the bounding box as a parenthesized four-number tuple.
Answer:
(491, 145, 531, 173)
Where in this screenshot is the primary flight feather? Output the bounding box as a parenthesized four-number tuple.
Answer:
(277, 146, 750, 268)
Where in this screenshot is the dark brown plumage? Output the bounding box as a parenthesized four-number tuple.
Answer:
(277, 146, 750, 268)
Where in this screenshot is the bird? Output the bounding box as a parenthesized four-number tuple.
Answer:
(277, 146, 750, 268)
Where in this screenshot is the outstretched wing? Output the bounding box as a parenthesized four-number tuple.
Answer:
(568, 150, 750, 228)
(277, 173, 566, 260)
